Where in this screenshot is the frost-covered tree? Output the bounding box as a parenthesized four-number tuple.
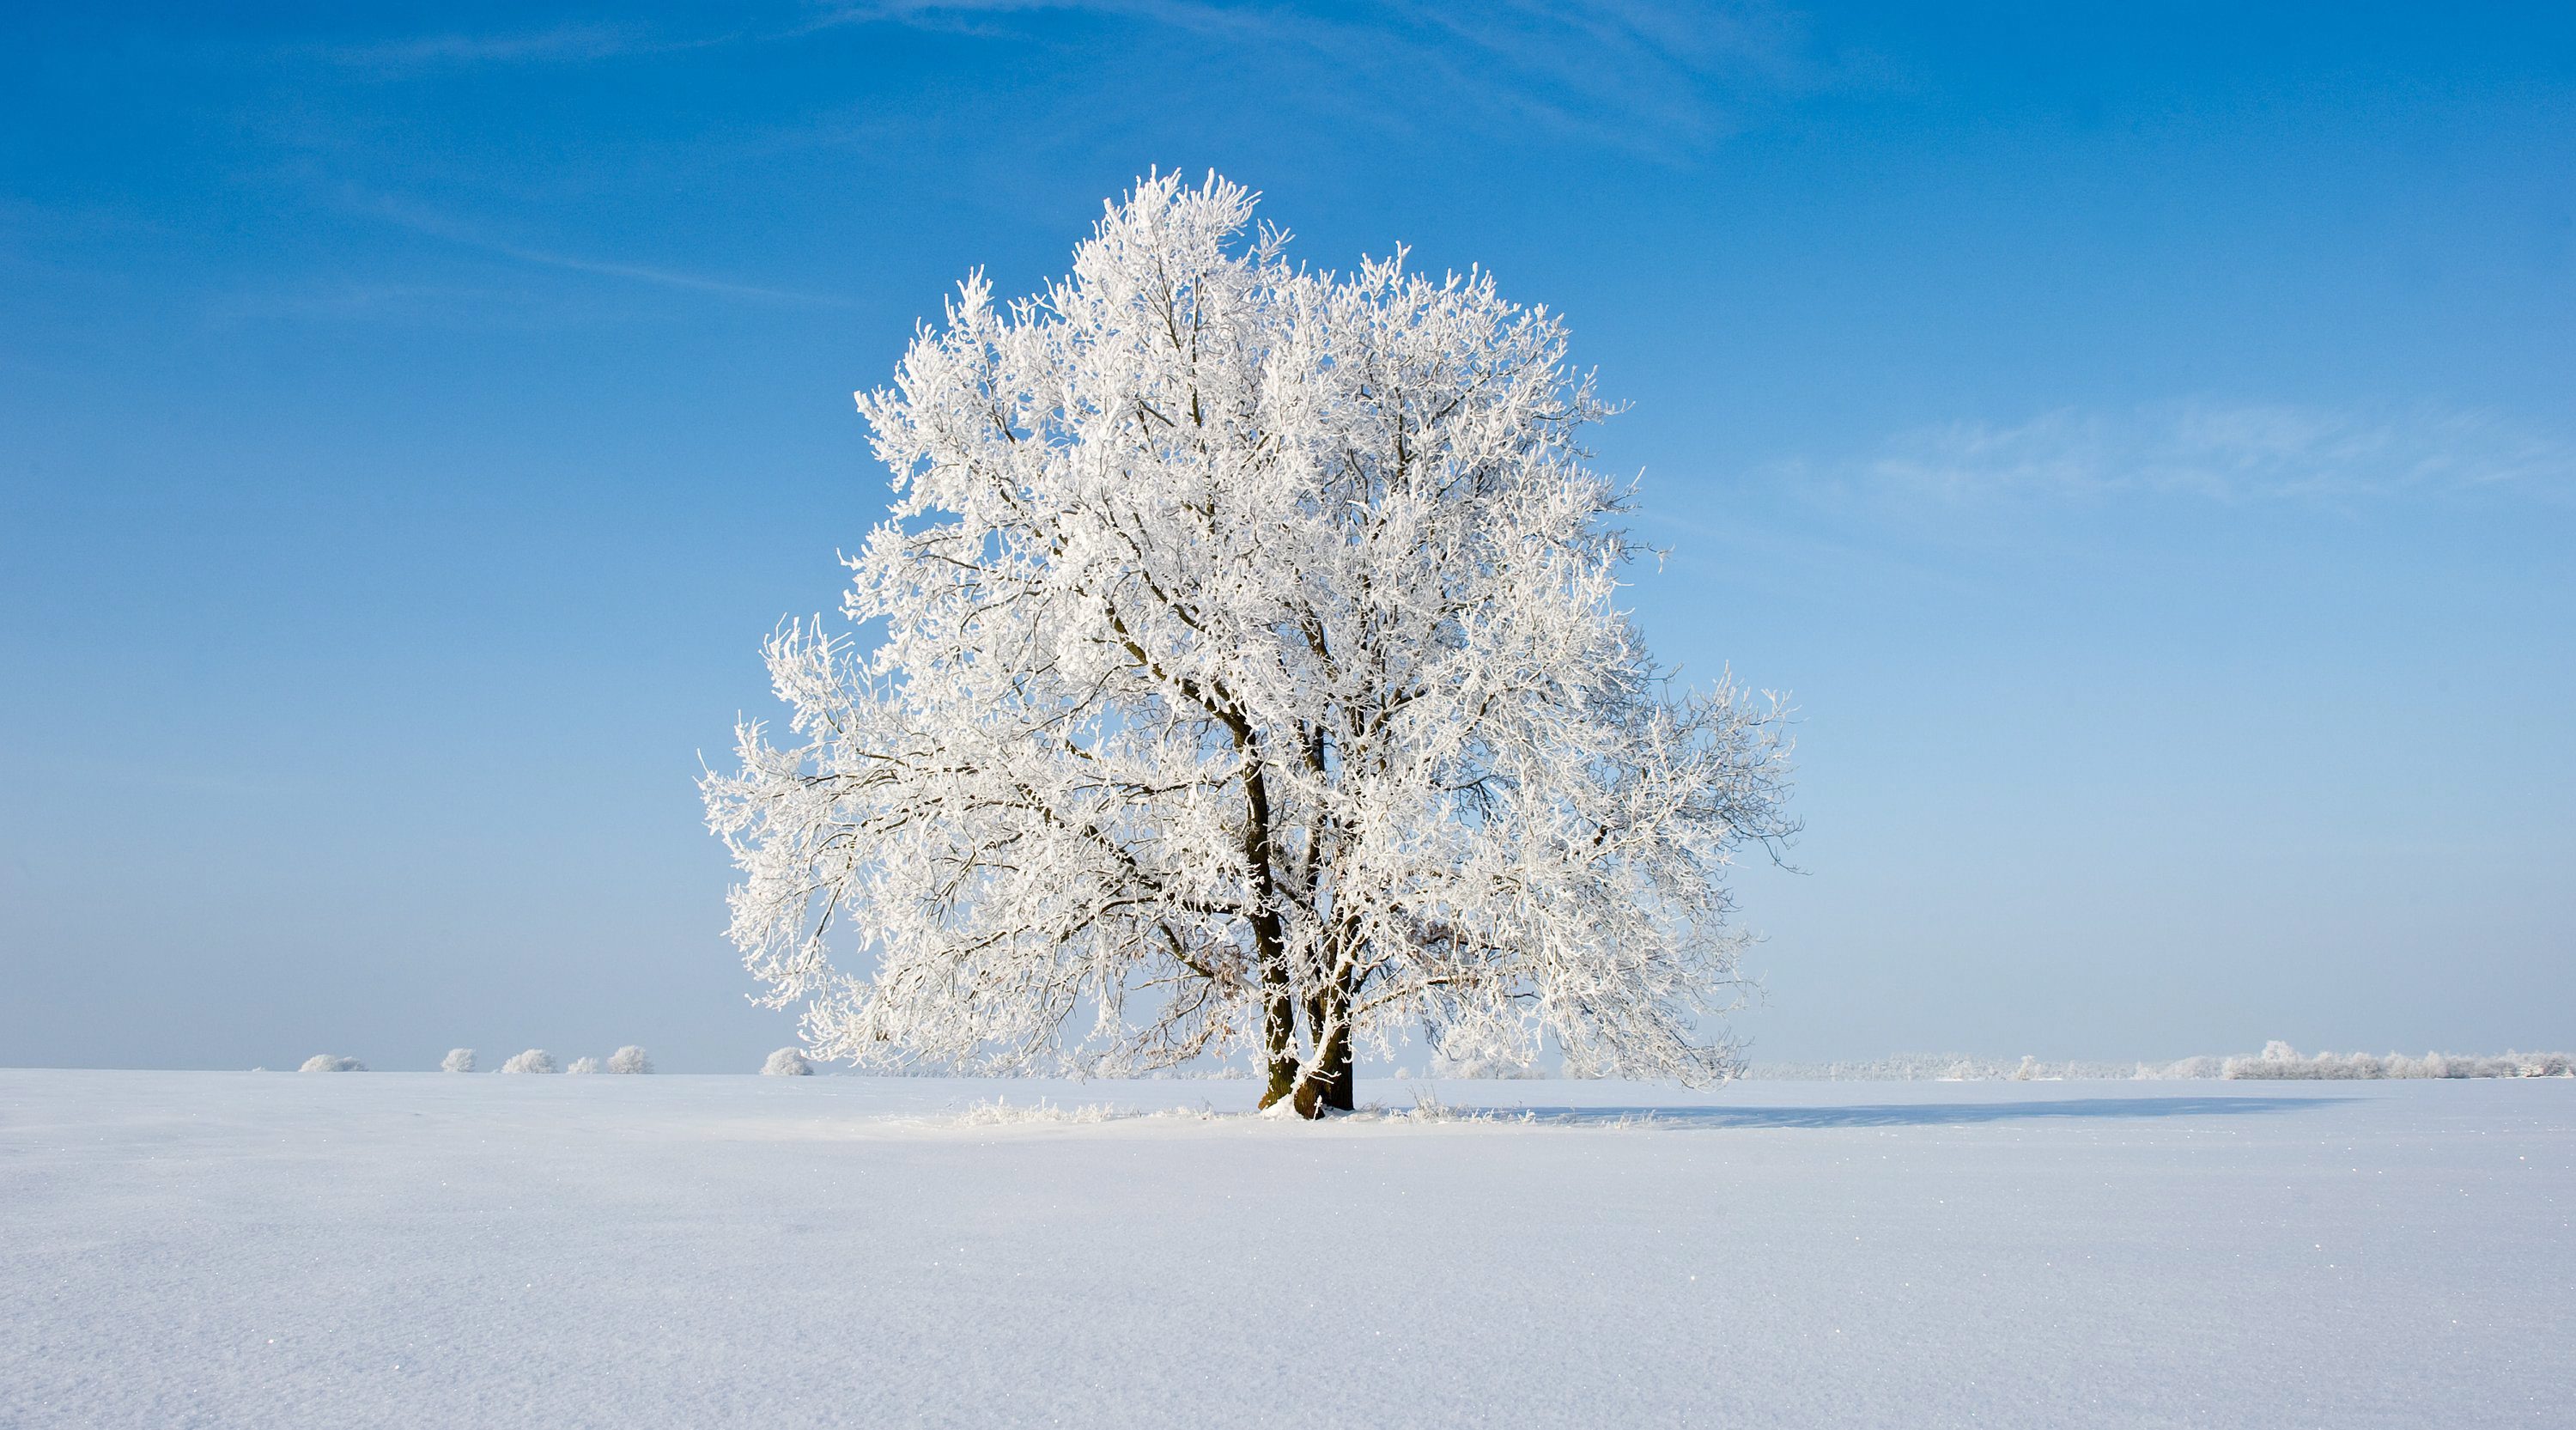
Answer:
(566, 1056, 604, 1074)
(501, 1049, 556, 1074)
(607, 1045, 653, 1074)
(705, 173, 1795, 1117)
(441, 1048, 477, 1074)
(298, 1054, 364, 1073)
(761, 1047, 813, 1076)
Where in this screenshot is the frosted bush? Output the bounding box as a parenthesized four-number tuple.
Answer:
(298, 1054, 365, 1073)
(1425, 1050, 1545, 1080)
(761, 1047, 812, 1076)
(440, 1048, 476, 1074)
(566, 1056, 603, 1074)
(1750, 1055, 2131, 1080)
(607, 1045, 653, 1074)
(2136, 1056, 2227, 1080)
(1746, 1048, 2572, 1081)
(501, 1049, 557, 1074)
(2221, 1044, 2575, 1080)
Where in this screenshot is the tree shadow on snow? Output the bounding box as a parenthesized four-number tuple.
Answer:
(1446, 1095, 2351, 1129)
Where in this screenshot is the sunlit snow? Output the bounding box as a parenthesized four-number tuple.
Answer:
(4, 1072, 2567, 1428)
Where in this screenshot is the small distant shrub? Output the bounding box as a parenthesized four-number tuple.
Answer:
(441, 1048, 477, 1074)
(299, 1054, 365, 1073)
(607, 1045, 653, 1074)
(762, 1047, 812, 1076)
(566, 1056, 603, 1074)
(501, 1049, 557, 1074)
(1745, 1048, 2572, 1081)
(1425, 1050, 1543, 1079)
(2137, 1056, 2227, 1080)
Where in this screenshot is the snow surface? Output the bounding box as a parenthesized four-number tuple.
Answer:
(3, 1072, 2568, 1428)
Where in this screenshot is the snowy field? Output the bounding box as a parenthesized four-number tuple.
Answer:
(4, 1073, 2569, 1428)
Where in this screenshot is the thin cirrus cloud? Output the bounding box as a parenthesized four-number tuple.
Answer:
(289, 21, 726, 72)
(279, 2, 1839, 158)
(361, 198, 857, 310)
(821, 0, 1838, 153)
(1846, 403, 2574, 504)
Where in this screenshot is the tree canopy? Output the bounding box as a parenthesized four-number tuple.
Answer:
(704, 173, 1795, 1115)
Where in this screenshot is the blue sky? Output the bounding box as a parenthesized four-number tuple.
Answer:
(3, 2, 2569, 1070)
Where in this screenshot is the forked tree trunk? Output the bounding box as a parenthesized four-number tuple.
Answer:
(1296, 987, 1355, 1116)
(1257, 986, 1355, 1119)
(1240, 739, 1314, 1115)
(1291, 1021, 1355, 1118)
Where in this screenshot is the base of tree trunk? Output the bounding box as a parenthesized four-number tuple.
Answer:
(1259, 1040, 1356, 1119)
(1297, 1058, 1354, 1117)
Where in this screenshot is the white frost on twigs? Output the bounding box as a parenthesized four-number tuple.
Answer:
(298, 1054, 364, 1073)
(566, 1056, 603, 1074)
(501, 1049, 557, 1074)
(440, 1048, 477, 1074)
(607, 1045, 653, 1074)
(703, 173, 1795, 1111)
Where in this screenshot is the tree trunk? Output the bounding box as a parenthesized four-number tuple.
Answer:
(1237, 732, 1307, 1116)
(1290, 1034, 1354, 1117)
(1258, 979, 1299, 1111)
(1287, 987, 1355, 1118)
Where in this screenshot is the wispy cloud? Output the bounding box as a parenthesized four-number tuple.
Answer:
(810, 0, 1845, 157)
(204, 279, 663, 330)
(294, 22, 719, 72)
(265, 2, 1849, 158)
(366, 199, 856, 308)
(1839, 402, 2574, 504)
